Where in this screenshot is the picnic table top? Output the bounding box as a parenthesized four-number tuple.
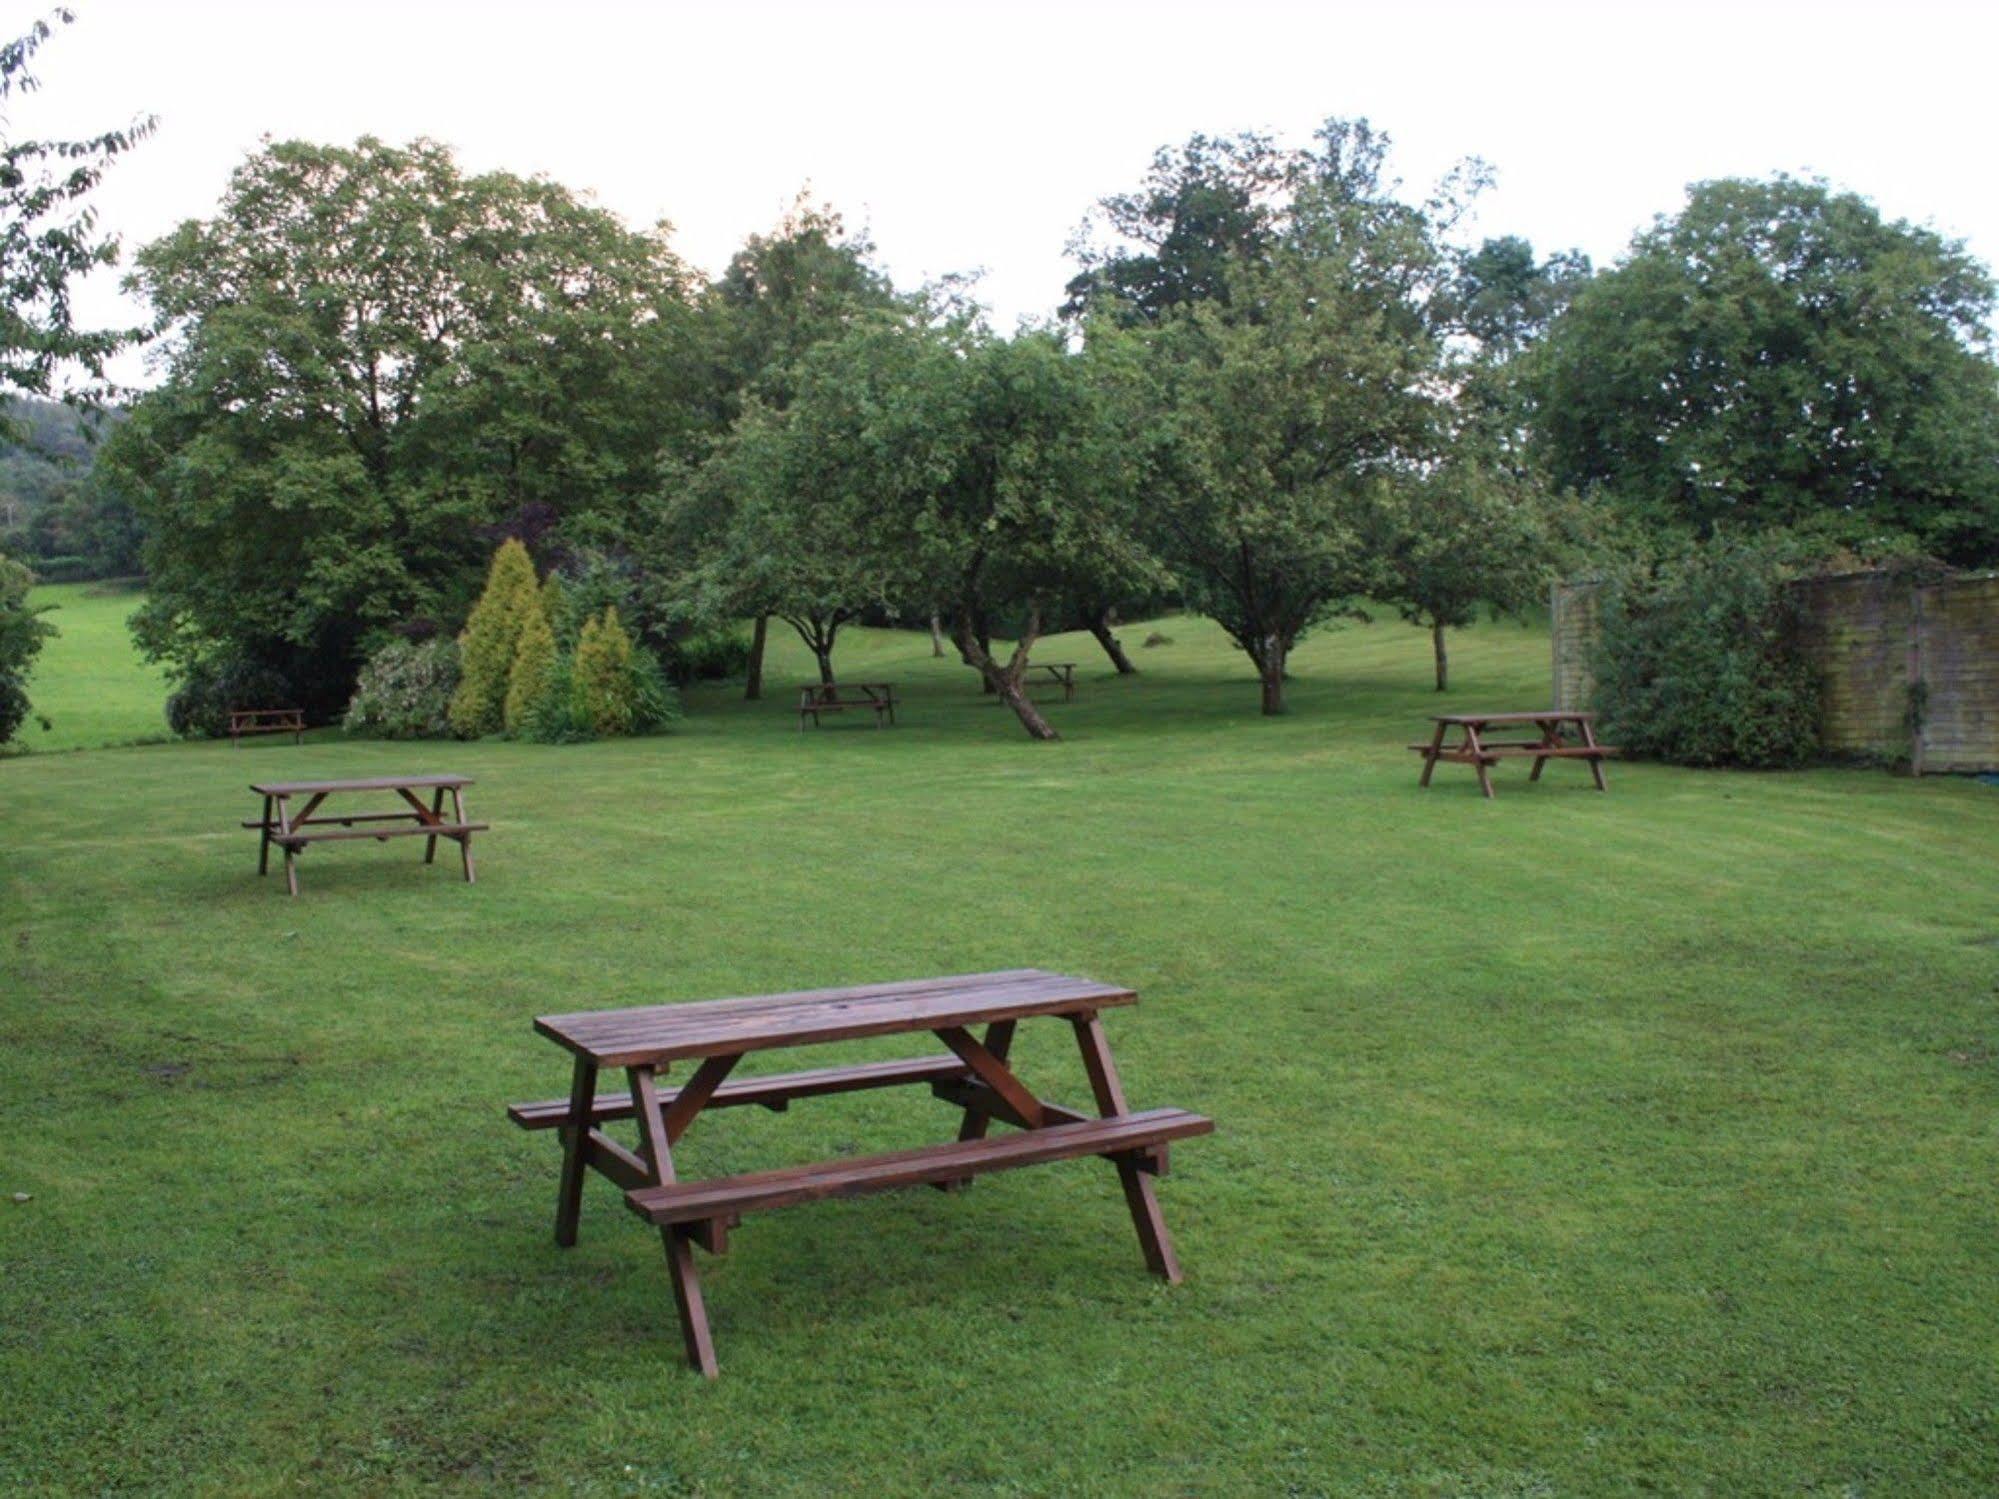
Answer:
(249, 773, 474, 796)
(1429, 710, 1594, 726)
(537, 967, 1136, 1067)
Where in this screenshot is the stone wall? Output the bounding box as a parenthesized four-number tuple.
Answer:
(1551, 569, 1999, 774)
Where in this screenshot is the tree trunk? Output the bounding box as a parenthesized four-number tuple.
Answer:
(744, 614, 768, 701)
(1087, 608, 1138, 675)
(1258, 633, 1287, 715)
(815, 648, 835, 686)
(954, 607, 1059, 740)
(929, 610, 946, 658)
(976, 616, 997, 693)
(1432, 619, 1448, 692)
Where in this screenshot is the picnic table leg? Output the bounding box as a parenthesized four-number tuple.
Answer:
(553, 1055, 599, 1248)
(1070, 1012, 1183, 1284)
(257, 794, 273, 875)
(941, 1019, 1016, 1191)
(424, 787, 444, 864)
(1530, 720, 1562, 782)
(1466, 726, 1495, 800)
(627, 1065, 720, 1378)
(449, 786, 476, 883)
(273, 795, 301, 896)
(1580, 717, 1609, 791)
(1417, 721, 1446, 788)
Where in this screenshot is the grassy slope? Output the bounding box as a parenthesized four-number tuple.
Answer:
(2, 614, 1995, 1496)
(17, 582, 172, 752)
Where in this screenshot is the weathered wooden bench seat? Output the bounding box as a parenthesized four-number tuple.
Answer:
(507, 1055, 973, 1129)
(229, 707, 305, 746)
(624, 1108, 1213, 1228)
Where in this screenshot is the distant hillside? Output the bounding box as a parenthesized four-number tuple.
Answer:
(0, 396, 140, 581)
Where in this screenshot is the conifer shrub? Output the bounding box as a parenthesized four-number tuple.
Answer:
(448, 539, 539, 738)
(570, 607, 636, 737)
(504, 604, 558, 736)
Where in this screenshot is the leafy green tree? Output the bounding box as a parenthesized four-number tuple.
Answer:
(799, 311, 1151, 740)
(450, 539, 539, 737)
(686, 194, 901, 697)
(1450, 236, 1591, 358)
(1527, 175, 1999, 565)
(0, 549, 54, 742)
(504, 601, 557, 735)
(1101, 183, 1457, 712)
(1372, 461, 1553, 690)
(104, 136, 694, 713)
(570, 606, 636, 737)
(0, 10, 153, 409)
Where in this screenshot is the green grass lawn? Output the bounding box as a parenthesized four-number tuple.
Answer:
(3, 613, 1996, 1495)
(18, 581, 173, 752)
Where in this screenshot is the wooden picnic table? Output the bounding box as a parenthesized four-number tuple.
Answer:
(510, 967, 1213, 1377)
(229, 707, 305, 746)
(1410, 710, 1617, 799)
(1030, 661, 1078, 702)
(245, 773, 486, 895)
(798, 680, 897, 728)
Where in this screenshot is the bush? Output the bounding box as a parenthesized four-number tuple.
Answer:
(1142, 631, 1173, 648)
(1590, 541, 1824, 768)
(449, 539, 540, 738)
(571, 607, 636, 737)
(165, 656, 295, 739)
(628, 647, 681, 732)
(663, 625, 749, 685)
(343, 637, 461, 739)
(504, 605, 557, 736)
(0, 552, 55, 744)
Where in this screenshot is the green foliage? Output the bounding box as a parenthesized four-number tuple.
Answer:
(448, 540, 539, 738)
(569, 607, 637, 737)
(503, 603, 557, 736)
(664, 624, 750, 685)
(0, 550, 54, 741)
(0, 12, 153, 407)
(1528, 175, 1999, 565)
(626, 645, 681, 732)
(1590, 541, 1825, 768)
(342, 637, 460, 740)
(163, 655, 292, 740)
(107, 135, 699, 710)
(1095, 133, 1464, 710)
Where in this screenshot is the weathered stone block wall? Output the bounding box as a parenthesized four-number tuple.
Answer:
(1551, 570, 1999, 774)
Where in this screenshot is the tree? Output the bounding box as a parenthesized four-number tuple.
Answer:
(1449, 236, 1591, 358)
(450, 539, 539, 737)
(696, 195, 901, 697)
(0, 10, 153, 410)
(697, 384, 908, 685)
(104, 136, 694, 714)
(1526, 175, 1999, 565)
(1101, 187, 1457, 712)
(0, 549, 54, 742)
(1372, 461, 1553, 690)
(810, 313, 1151, 740)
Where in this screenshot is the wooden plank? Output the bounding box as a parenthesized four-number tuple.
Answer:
(536, 969, 1137, 1068)
(624, 1109, 1213, 1226)
(934, 1025, 1043, 1127)
(248, 774, 473, 795)
(508, 1055, 977, 1129)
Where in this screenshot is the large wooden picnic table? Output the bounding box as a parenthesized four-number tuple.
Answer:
(510, 967, 1213, 1377)
(1410, 710, 1616, 798)
(245, 773, 486, 895)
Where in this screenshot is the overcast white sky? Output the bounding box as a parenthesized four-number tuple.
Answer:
(10, 0, 1998, 388)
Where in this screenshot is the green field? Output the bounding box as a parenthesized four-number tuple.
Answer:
(3, 613, 1996, 1495)
(17, 581, 173, 752)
